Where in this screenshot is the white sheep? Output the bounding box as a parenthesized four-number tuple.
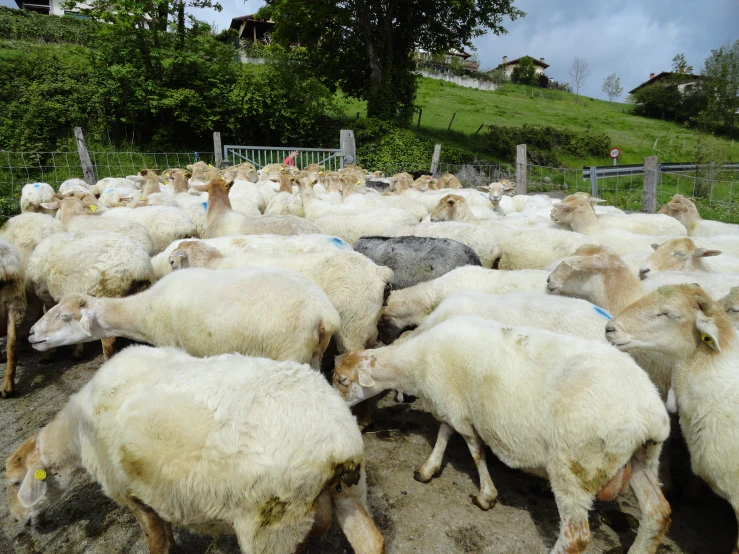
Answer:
(718, 287, 739, 330)
(334, 316, 670, 554)
(44, 197, 157, 256)
(637, 237, 739, 278)
(20, 183, 55, 216)
(167, 241, 392, 352)
(641, 270, 739, 300)
(607, 284, 739, 552)
(379, 265, 548, 342)
(29, 266, 339, 369)
(58, 178, 95, 197)
(659, 194, 739, 237)
(0, 212, 63, 265)
(6, 345, 384, 554)
(429, 194, 596, 269)
(100, 205, 198, 253)
(264, 173, 305, 217)
(151, 233, 352, 280)
(0, 241, 27, 398)
(205, 178, 319, 238)
(313, 209, 418, 245)
(406, 290, 613, 343)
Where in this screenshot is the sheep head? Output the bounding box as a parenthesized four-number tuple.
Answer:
(638, 238, 721, 279)
(28, 294, 102, 350)
(333, 351, 381, 407)
(486, 181, 514, 206)
(430, 194, 470, 222)
(718, 287, 739, 329)
(607, 284, 734, 357)
(657, 194, 701, 227)
(6, 434, 67, 527)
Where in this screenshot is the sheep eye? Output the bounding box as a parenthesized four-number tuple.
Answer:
(730, 308, 739, 313)
(673, 252, 685, 257)
(339, 376, 350, 385)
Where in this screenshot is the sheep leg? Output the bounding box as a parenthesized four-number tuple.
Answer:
(548, 465, 592, 554)
(1, 310, 18, 398)
(102, 337, 116, 360)
(72, 343, 85, 361)
(627, 458, 671, 554)
(458, 426, 498, 510)
(332, 494, 385, 554)
(414, 422, 455, 482)
(293, 491, 333, 554)
(129, 499, 174, 554)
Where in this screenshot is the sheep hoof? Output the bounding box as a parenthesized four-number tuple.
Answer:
(1, 386, 14, 399)
(470, 494, 496, 511)
(413, 469, 433, 483)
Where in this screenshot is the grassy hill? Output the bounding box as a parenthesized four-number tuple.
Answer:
(338, 77, 737, 167)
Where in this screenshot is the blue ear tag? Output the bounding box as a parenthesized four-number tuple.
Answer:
(593, 306, 612, 320)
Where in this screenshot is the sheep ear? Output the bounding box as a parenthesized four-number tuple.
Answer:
(357, 369, 375, 388)
(565, 255, 603, 271)
(694, 249, 721, 258)
(651, 243, 660, 251)
(588, 197, 606, 205)
(476, 186, 490, 192)
(18, 467, 48, 509)
(40, 202, 60, 210)
(695, 298, 720, 351)
(502, 185, 515, 194)
(79, 310, 94, 337)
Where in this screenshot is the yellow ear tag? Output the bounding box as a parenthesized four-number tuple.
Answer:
(89, 205, 98, 212)
(34, 469, 46, 481)
(701, 333, 713, 344)
(355, 180, 361, 185)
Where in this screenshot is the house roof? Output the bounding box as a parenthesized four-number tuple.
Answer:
(628, 71, 702, 94)
(229, 14, 275, 33)
(494, 56, 550, 70)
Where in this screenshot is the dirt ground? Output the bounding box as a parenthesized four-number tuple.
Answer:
(1, 342, 737, 554)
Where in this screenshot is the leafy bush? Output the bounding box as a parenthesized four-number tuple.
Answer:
(510, 56, 538, 86)
(0, 6, 101, 44)
(0, 196, 20, 226)
(354, 118, 477, 172)
(482, 124, 611, 165)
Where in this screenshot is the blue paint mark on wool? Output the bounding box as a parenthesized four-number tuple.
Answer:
(331, 237, 347, 247)
(33, 183, 41, 188)
(201, 201, 208, 209)
(593, 305, 612, 320)
(105, 189, 114, 194)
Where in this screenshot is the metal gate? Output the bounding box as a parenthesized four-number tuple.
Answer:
(223, 145, 345, 170)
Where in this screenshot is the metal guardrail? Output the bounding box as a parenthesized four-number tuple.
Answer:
(223, 145, 345, 170)
(583, 162, 739, 179)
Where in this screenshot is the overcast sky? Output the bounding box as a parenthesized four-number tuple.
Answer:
(4, 0, 737, 101)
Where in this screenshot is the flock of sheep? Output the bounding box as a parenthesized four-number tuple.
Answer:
(2, 159, 739, 554)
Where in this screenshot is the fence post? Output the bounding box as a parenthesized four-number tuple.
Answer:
(590, 166, 598, 198)
(515, 144, 527, 194)
(213, 132, 223, 168)
(340, 130, 356, 167)
(642, 156, 659, 213)
(430, 144, 441, 175)
(74, 127, 96, 187)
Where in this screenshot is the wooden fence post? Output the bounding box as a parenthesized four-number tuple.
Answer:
(417, 108, 423, 130)
(642, 156, 659, 213)
(447, 112, 456, 131)
(213, 132, 223, 168)
(74, 127, 96, 187)
(430, 144, 441, 175)
(515, 144, 527, 194)
(590, 166, 598, 198)
(340, 130, 356, 166)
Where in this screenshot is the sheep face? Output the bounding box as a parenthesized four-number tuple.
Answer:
(487, 182, 514, 206)
(546, 251, 610, 300)
(658, 195, 700, 227)
(549, 196, 591, 224)
(28, 294, 98, 350)
(168, 249, 190, 270)
(638, 238, 721, 279)
(606, 284, 733, 357)
(333, 352, 379, 407)
(719, 287, 739, 329)
(5, 436, 67, 527)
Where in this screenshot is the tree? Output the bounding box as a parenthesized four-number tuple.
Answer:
(671, 53, 694, 74)
(510, 56, 537, 85)
(260, 0, 524, 123)
(568, 57, 591, 95)
(601, 73, 623, 102)
(702, 39, 739, 135)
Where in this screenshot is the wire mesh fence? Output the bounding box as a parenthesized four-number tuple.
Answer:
(0, 150, 216, 198)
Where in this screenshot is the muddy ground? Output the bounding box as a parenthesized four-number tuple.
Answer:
(1, 343, 736, 554)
